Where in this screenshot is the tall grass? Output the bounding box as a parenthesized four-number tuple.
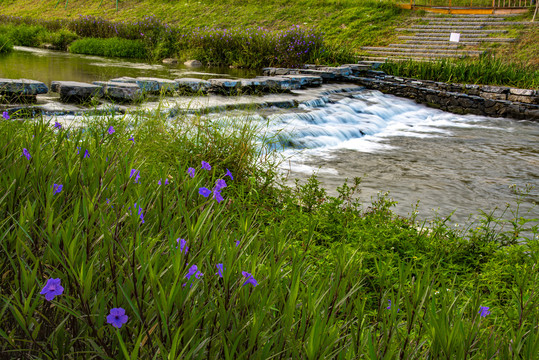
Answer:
(380, 55, 539, 89)
(0, 33, 14, 54)
(0, 110, 538, 358)
(68, 37, 147, 58)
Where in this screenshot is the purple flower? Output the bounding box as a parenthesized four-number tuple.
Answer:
(216, 263, 224, 278)
(185, 265, 198, 280)
(187, 167, 195, 178)
(215, 179, 227, 191)
(176, 238, 188, 254)
(479, 306, 490, 317)
(128, 137, 135, 143)
(106, 308, 128, 329)
(242, 271, 258, 287)
(130, 169, 140, 183)
(2, 111, 9, 120)
(199, 187, 211, 197)
(40, 278, 64, 301)
(22, 148, 31, 160)
(54, 121, 62, 129)
(158, 178, 169, 185)
(83, 149, 90, 158)
(52, 184, 63, 195)
(201, 161, 211, 171)
(225, 168, 234, 180)
(235, 240, 240, 247)
(214, 190, 224, 203)
(386, 300, 400, 312)
(107, 126, 115, 134)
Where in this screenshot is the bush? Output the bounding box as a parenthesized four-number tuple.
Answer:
(39, 29, 79, 50)
(6, 24, 47, 47)
(68, 37, 147, 58)
(0, 33, 13, 54)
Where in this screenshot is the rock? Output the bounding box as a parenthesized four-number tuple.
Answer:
(263, 77, 301, 91)
(184, 60, 202, 68)
(175, 78, 211, 93)
(110, 77, 177, 94)
(162, 58, 178, 65)
(297, 69, 336, 81)
(1, 78, 49, 96)
(509, 88, 534, 96)
(508, 94, 534, 104)
(93, 81, 141, 102)
(480, 92, 507, 101)
(481, 85, 509, 94)
(208, 79, 241, 94)
(51, 81, 103, 103)
(281, 75, 323, 87)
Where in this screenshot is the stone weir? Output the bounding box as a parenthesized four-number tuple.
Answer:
(1, 64, 538, 121)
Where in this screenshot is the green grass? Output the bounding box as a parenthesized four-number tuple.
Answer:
(0, 33, 14, 54)
(68, 37, 147, 58)
(0, 109, 538, 358)
(380, 55, 539, 88)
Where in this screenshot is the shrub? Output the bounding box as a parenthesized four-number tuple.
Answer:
(6, 24, 47, 47)
(39, 29, 79, 50)
(68, 37, 147, 58)
(0, 33, 13, 54)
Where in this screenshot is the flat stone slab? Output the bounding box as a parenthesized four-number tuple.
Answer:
(93, 81, 142, 102)
(0, 78, 49, 96)
(208, 79, 242, 94)
(175, 78, 211, 93)
(281, 75, 322, 87)
(110, 77, 177, 94)
(51, 81, 103, 103)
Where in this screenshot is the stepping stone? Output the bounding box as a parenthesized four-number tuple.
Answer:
(93, 81, 142, 103)
(259, 76, 301, 91)
(208, 79, 242, 94)
(281, 75, 323, 87)
(50, 81, 103, 103)
(175, 78, 211, 93)
(0, 78, 49, 103)
(109, 77, 177, 94)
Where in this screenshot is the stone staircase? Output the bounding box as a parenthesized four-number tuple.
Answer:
(360, 14, 536, 61)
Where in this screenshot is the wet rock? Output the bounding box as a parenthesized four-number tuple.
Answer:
(184, 60, 202, 67)
(175, 78, 211, 93)
(481, 85, 509, 94)
(110, 77, 177, 94)
(93, 81, 142, 103)
(162, 58, 178, 65)
(51, 81, 103, 103)
(508, 94, 534, 103)
(281, 75, 322, 87)
(1, 78, 49, 103)
(208, 79, 241, 94)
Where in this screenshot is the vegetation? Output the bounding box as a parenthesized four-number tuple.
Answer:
(0, 33, 13, 54)
(380, 55, 539, 88)
(69, 37, 147, 58)
(0, 110, 537, 359)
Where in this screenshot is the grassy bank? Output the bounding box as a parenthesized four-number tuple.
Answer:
(0, 110, 538, 358)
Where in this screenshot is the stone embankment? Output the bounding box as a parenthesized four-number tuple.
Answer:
(1, 63, 538, 120)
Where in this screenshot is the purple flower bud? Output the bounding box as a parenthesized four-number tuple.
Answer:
(187, 167, 195, 178)
(201, 161, 211, 171)
(199, 187, 211, 197)
(22, 148, 31, 160)
(2, 111, 9, 120)
(107, 126, 115, 134)
(242, 271, 258, 287)
(52, 184, 63, 195)
(479, 306, 490, 317)
(216, 263, 224, 278)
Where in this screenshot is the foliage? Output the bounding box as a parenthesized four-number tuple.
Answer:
(0, 111, 537, 358)
(39, 29, 78, 50)
(0, 24, 48, 47)
(68, 37, 147, 58)
(380, 55, 539, 89)
(0, 33, 13, 54)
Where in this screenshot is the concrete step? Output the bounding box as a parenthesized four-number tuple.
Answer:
(402, 39, 481, 45)
(410, 25, 486, 30)
(362, 47, 484, 55)
(408, 33, 489, 37)
(425, 21, 538, 26)
(421, 14, 516, 18)
(398, 35, 515, 42)
(397, 28, 508, 33)
(419, 17, 507, 22)
(360, 50, 470, 58)
(359, 56, 441, 62)
(389, 43, 460, 49)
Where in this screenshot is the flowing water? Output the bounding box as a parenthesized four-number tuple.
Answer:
(1, 48, 538, 226)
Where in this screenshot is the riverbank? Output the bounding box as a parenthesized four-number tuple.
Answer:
(0, 112, 537, 358)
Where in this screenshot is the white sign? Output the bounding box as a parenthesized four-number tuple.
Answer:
(449, 32, 460, 43)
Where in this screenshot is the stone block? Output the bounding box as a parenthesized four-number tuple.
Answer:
(281, 75, 322, 87)
(0, 78, 48, 96)
(175, 78, 211, 93)
(480, 92, 507, 101)
(481, 85, 509, 94)
(208, 79, 241, 94)
(93, 81, 141, 102)
(509, 88, 534, 96)
(52, 81, 103, 103)
(508, 94, 533, 103)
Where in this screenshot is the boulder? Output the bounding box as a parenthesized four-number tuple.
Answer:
(50, 81, 103, 103)
(162, 58, 179, 65)
(208, 79, 241, 94)
(184, 60, 202, 67)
